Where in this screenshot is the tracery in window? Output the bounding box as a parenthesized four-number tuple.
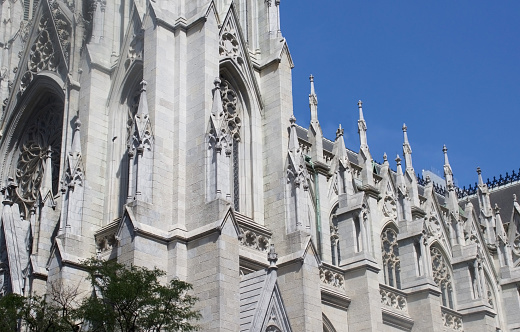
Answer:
(15, 95, 63, 211)
(381, 227, 401, 288)
(220, 79, 242, 211)
(431, 246, 454, 308)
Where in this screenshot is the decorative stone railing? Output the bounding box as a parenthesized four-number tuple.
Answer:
(380, 284, 408, 314)
(235, 212, 271, 253)
(94, 219, 120, 256)
(441, 306, 463, 331)
(320, 264, 345, 290)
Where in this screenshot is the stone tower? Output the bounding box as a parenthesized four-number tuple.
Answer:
(0, 1, 519, 331)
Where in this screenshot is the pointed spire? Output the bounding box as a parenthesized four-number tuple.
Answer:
(443, 144, 454, 188)
(477, 167, 484, 185)
(358, 100, 364, 121)
(402, 123, 413, 170)
(309, 74, 318, 122)
(383, 152, 388, 165)
(211, 77, 223, 117)
(443, 144, 449, 166)
(136, 80, 149, 116)
(396, 155, 403, 175)
(357, 100, 368, 147)
(336, 124, 344, 140)
(395, 154, 407, 195)
(71, 118, 82, 154)
(288, 115, 299, 153)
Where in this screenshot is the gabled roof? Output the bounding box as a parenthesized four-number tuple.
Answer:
(239, 268, 292, 332)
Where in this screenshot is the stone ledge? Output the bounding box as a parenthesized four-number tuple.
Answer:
(321, 286, 351, 311)
(339, 253, 380, 273)
(381, 307, 414, 331)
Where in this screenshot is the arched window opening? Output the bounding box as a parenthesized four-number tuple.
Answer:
(431, 246, 455, 309)
(382, 227, 401, 289)
(14, 94, 64, 215)
(219, 78, 243, 212)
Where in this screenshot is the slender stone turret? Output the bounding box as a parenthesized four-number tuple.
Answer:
(307, 75, 324, 163)
(402, 124, 421, 210)
(357, 100, 374, 187)
(331, 124, 354, 196)
(476, 167, 496, 246)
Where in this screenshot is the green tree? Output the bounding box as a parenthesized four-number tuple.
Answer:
(0, 260, 199, 332)
(0, 293, 24, 331)
(80, 258, 200, 332)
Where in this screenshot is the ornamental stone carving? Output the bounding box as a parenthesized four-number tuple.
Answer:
(240, 229, 269, 252)
(380, 286, 407, 313)
(21, 17, 60, 91)
(382, 195, 397, 219)
(49, 0, 71, 60)
(219, 21, 244, 65)
(320, 267, 345, 290)
(441, 308, 463, 331)
(219, 80, 242, 142)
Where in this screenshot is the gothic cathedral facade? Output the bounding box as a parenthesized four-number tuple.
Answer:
(0, 1, 519, 331)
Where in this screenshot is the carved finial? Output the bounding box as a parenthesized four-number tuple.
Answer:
(395, 155, 401, 166)
(443, 145, 449, 165)
(136, 80, 149, 116)
(289, 115, 296, 126)
(309, 75, 318, 120)
(494, 203, 500, 215)
(336, 124, 344, 139)
(71, 118, 82, 154)
(402, 123, 407, 132)
(213, 77, 221, 89)
(425, 175, 431, 184)
(140, 79, 147, 92)
(514, 194, 517, 202)
(383, 152, 388, 162)
(267, 244, 278, 269)
(358, 100, 363, 108)
(477, 167, 484, 185)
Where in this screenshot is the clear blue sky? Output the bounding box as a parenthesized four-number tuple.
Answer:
(281, 1, 520, 188)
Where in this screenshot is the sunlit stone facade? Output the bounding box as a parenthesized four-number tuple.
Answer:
(0, 1, 519, 331)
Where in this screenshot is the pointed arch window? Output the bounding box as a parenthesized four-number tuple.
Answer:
(381, 227, 401, 288)
(219, 79, 242, 212)
(431, 246, 455, 309)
